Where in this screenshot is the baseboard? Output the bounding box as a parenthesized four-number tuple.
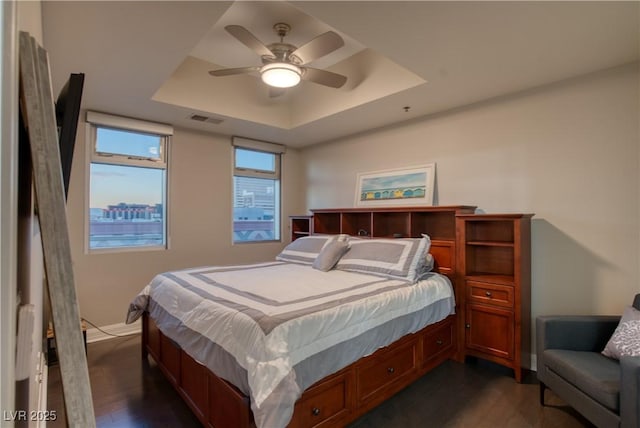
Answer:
(530, 354, 537, 372)
(35, 352, 47, 428)
(85, 319, 141, 343)
(521, 352, 537, 372)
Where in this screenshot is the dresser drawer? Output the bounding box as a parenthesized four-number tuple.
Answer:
(295, 370, 352, 428)
(422, 318, 455, 367)
(356, 340, 417, 402)
(466, 281, 514, 308)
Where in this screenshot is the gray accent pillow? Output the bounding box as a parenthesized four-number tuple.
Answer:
(276, 235, 335, 265)
(335, 235, 431, 282)
(602, 305, 640, 359)
(312, 239, 350, 272)
(414, 253, 435, 282)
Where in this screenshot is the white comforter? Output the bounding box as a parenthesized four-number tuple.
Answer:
(129, 261, 454, 427)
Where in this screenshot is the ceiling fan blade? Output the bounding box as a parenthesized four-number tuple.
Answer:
(302, 67, 347, 89)
(225, 25, 274, 57)
(209, 66, 260, 77)
(291, 31, 344, 64)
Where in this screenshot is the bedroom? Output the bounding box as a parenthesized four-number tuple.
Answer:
(1, 1, 638, 427)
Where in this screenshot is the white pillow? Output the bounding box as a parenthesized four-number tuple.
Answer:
(602, 305, 640, 359)
(335, 235, 431, 282)
(276, 235, 336, 265)
(312, 239, 350, 272)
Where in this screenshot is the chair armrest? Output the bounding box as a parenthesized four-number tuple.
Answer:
(536, 315, 620, 353)
(621, 356, 640, 428)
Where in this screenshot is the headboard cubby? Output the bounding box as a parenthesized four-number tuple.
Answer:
(307, 206, 476, 281)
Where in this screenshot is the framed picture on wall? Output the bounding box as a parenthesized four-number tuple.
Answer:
(354, 164, 436, 207)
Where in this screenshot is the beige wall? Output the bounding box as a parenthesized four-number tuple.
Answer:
(301, 63, 640, 325)
(66, 122, 305, 326)
(66, 63, 639, 341)
(17, 0, 42, 43)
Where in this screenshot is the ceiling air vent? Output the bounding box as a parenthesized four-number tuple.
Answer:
(188, 114, 224, 125)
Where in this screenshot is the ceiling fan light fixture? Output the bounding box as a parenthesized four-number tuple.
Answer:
(260, 62, 301, 88)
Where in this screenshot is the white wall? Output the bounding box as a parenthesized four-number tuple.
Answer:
(66, 122, 305, 327)
(0, 0, 18, 421)
(301, 64, 640, 327)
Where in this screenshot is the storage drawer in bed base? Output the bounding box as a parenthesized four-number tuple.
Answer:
(142, 312, 456, 428)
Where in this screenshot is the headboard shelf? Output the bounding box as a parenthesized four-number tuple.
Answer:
(303, 205, 477, 284)
(309, 205, 476, 239)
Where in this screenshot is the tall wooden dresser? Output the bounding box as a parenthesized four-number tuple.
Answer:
(455, 213, 533, 382)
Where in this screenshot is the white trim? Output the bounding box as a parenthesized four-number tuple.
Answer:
(33, 352, 47, 428)
(86, 111, 173, 136)
(232, 136, 286, 154)
(530, 353, 537, 372)
(1, 1, 18, 422)
(85, 320, 141, 343)
(83, 124, 91, 255)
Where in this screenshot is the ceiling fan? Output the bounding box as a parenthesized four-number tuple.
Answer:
(209, 23, 348, 90)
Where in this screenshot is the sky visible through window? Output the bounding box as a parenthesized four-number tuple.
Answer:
(96, 127, 161, 159)
(91, 128, 164, 209)
(90, 163, 164, 208)
(91, 137, 275, 210)
(235, 148, 275, 171)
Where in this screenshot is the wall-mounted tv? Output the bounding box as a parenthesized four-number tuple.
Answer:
(55, 73, 84, 200)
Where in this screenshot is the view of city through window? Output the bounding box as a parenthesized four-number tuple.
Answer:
(89, 132, 280, 249)
(89, 163, 166, 249)
(233, 147, 280, 242)
(89, 127, 167, 250)
(233, 176, 278, 242)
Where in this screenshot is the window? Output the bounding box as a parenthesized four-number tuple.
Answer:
(232, 137, 285, 243)
(86, 112, 172, 251)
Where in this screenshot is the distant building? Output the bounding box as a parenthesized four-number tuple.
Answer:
(233, 176, 275, 221)
(102, 203, 162, 221)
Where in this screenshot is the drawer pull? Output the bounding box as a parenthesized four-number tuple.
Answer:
(485, 291, 493, 297)
(436, 339, 444, 345)
(466, 323, 471, 329)
(312, 407, 320, 416)
(387, 367, 395, 374)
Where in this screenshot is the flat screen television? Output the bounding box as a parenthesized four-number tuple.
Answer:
(55, 73, 84, 199)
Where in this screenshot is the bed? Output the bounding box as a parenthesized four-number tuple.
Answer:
(128, 233, 461, 428)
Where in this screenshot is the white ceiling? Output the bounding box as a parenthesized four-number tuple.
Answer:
(41, 1, 639, 148)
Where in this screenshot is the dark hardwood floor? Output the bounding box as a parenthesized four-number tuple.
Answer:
(47, 335, 593, 427)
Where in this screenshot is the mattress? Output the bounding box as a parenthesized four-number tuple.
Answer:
(127, 261, 455, 428)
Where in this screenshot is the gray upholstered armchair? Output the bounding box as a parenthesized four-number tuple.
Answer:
(537, 294, 640, 428)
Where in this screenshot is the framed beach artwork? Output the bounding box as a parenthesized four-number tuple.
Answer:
(354, 164, 436, 207)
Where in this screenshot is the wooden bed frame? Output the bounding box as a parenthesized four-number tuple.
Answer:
(143, 312, 456, 428)
(141, 206, 476, 427)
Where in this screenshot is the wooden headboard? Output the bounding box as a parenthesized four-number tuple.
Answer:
(308, 206, 476, 282)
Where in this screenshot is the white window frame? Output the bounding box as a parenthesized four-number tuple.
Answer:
(85, 111, 172, 253)
(232, 137, 285, 244)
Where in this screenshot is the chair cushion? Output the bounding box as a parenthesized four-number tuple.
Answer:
(543, 349, 620, 412)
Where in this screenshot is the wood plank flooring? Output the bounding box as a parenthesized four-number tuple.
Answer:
(46, 335, 593, 427)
